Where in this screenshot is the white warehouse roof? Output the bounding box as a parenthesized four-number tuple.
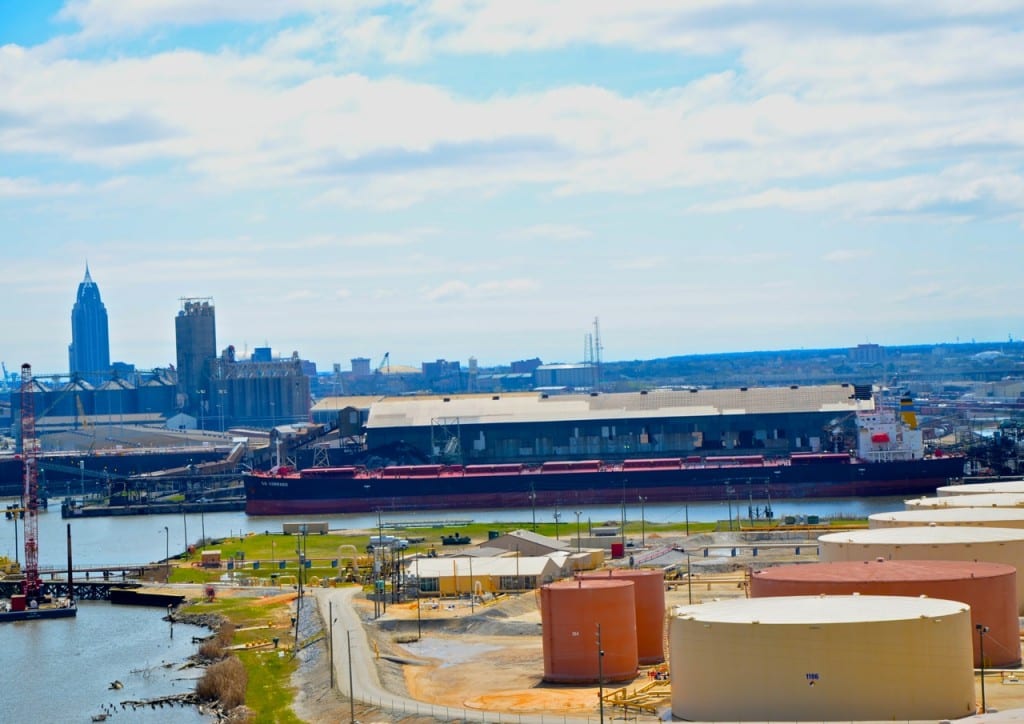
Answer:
(366, 383, 867, 429)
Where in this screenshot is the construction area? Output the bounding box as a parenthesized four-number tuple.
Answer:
(334, 529, 811, 720)
(283, 519, 1024, 722)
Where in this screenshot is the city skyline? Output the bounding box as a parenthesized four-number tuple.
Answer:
(2, 3, 1023, 374)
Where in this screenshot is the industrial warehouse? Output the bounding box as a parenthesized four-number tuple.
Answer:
(345, 383, 869, 464)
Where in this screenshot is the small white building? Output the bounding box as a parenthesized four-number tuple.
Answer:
(409, 555, 563, 596)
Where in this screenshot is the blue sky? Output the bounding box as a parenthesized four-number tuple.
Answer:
(2, 1, 1023, 376)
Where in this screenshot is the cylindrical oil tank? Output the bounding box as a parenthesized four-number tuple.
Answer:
(540, 579, 638, 683)
(870, 507, 1024, 530)
(670, 595, 975, 722)
(905, 492, 1024, 509)
(937, 479, 1024, 496)
(819, 526, 1024, 614)
(577, 568, 666, 664)
(751, 559, 1020, 667)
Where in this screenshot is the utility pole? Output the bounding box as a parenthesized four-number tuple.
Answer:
(639, 495, 647, 548)
(347, 630, 356, 723)
(597, 622, 605, 724)
(329, 600, 335, 689)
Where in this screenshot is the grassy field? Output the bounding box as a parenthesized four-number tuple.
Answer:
(165, 517, 740, 585)
(166, 514, 861, 585)
(182, 593, 304, 723)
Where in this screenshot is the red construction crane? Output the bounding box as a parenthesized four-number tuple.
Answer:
(20, 363, 42, 601)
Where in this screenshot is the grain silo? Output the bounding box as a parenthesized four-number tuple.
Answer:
(937, 479, 1024, 496)
(818, 526, 1024, 613)
(750, 559, 1020, 667)
(540, 579, 638, 683)
(670, 595, 975, 722)
(870, 507, 1024, 530)
(577, 568, 666, 664)
(905, 492, 1024, 509)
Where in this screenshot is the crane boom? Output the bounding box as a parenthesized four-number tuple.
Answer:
(20, 363, 42, 600)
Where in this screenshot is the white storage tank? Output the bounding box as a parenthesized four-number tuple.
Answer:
(750, 559, 1020, 667)
(670, 595, 975, 722)
(819, 526, 1024, 613)
(870, 507, 1024, 530)
(905, 492, 1024, 509)
(937, 479, 1024, 496)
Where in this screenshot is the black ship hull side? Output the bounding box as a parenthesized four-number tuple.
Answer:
(244, 456, 965, 515)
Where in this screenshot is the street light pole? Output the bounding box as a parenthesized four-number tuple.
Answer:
(597, 622, 605, 724)
(554, 507, 561, 540)
(416, 557, 422, 640)
(346, 630, 356, 723)
(529, 484, 537, 532)
(574, 511, 582, 553)
(162, 526, 169, 580)
(686, 551, 693, 604)
(329, 600, 335, 689)
(638, 495, 647, 549)
(977, 623, 989, 712)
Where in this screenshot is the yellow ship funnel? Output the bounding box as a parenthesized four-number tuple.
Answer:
(899, 396, 918, 430)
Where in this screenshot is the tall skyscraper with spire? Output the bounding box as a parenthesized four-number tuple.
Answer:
(68, 264, 110, 383)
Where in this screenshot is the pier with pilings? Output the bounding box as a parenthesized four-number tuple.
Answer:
(0, 561, 167, 601)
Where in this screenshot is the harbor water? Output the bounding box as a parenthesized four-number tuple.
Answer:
(2, 494, 910, 719)
(3, 495, 909, 568)
(4, 601, 211, 723)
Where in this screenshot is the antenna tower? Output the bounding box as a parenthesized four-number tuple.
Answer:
(593, 317, 603, 390)
(20, 363, 43, 600)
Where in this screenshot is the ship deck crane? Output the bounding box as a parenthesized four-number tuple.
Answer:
(20, 363, 43, 601)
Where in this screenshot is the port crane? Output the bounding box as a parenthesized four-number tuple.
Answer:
(19, 363, 43, 602)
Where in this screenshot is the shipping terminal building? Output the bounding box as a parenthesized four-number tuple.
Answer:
(314, 383, 876, 465)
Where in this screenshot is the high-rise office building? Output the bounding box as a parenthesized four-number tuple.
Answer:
(68, 264, 110, 384)
(174, 298, 216, 415)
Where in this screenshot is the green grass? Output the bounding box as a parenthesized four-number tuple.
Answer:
(189, 518, 723, 575)
(239, 648, 302, 724)
(170, 567, 223, 584)
(182, 595, 299, 722)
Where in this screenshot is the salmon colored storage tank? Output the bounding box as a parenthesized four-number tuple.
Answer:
(540, 579, 638, 683)
(751, 559, 1020, 667)
(818, 526, 1024, 614)
(577, 568, 666, 664)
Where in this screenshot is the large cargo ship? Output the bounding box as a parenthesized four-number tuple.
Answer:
(244, 395, 965, 515)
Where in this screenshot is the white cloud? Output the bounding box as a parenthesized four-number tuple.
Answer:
(690, 165, 1024, 221)
(508, 224, 592, 242)
(822, 249, 872, 263)
(422, 278, 539, 302)
(56, 0, 359, 38)
(0, 176, 81, 197)
(4, 6, 1024, 218)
